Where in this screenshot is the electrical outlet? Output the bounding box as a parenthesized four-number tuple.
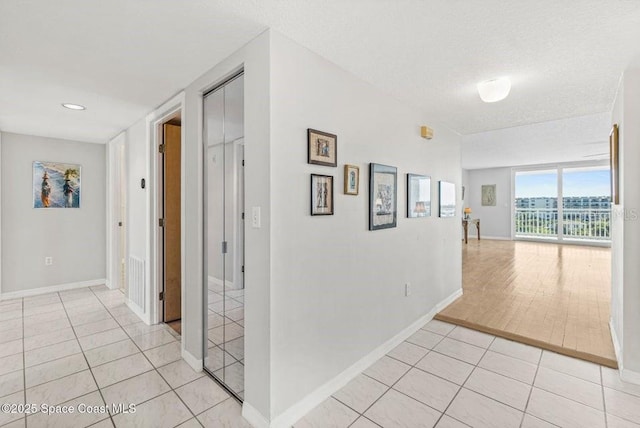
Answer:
(45, 257, 53, 266)
(405, 282, 411, 296)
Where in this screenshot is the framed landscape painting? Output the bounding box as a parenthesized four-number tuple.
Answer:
(33, 161, 81, 208)
(369, 163, 397, 230)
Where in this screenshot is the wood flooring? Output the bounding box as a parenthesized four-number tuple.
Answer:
(435, 239, 617, 368)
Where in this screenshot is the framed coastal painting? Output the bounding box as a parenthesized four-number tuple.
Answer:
(369, 163, 397, 230)
(33, 161, 81, 208)
(407, 174, 431, 218)
(311, 174, 334, 215)
(344, 164, 359, 195)
(308, 129, 337, 167)
(439, 181, 456, 218)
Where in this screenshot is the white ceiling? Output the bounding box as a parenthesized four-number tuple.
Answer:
(1, 0, 640, 144)
(461, 112, 612, 170)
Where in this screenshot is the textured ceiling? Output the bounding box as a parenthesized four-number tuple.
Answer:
(1, 0, 640, 143)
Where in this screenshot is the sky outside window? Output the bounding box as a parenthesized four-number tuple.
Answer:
(515, 167, 610, 198)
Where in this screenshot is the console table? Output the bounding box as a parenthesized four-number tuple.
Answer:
(462, 218, 480, 244)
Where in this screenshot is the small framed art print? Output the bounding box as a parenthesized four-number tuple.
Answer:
(311, 174, 334, 215)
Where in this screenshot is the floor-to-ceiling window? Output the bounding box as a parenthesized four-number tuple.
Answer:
(514, 163, 610, 243)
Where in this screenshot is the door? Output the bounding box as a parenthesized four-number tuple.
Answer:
(203, 73, 245, 399)
(163, 123, 182, 322)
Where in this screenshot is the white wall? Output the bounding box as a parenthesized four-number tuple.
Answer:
(465, 168, 512, 239)
(0, 132, 106, 295)
(611, 68, 640, 380)
(269, 31, 462, 419)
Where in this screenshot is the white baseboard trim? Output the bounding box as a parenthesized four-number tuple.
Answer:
(436, 288, 463, 311)
(125, 297, 150, 325)
(242, 402, 270, 428)
(182, 348, 203, 373)
(269, 288, 463, 428)
(610, 320, 622, 364)
(480, 236, 511, 241)
(0, 278, 107, 301)
(610, 320, 640, 385)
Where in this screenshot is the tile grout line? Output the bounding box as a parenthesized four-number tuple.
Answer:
(58, 290, 117, 428)
(87, 286, 209, 427)
(601, 366, 608, 428)
(431, 332, 497, 428)
(519, 343, 543, 428)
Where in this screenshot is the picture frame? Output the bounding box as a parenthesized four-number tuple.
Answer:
(308, 128, 337, 167)
(310, 174, 334, 215)
(610, 123, 619, 205)
(439, 181, 456, 218)
(344, 164, 359, 195)
(33, 161, 81, 209)
(407, 174, 431, 218)
(369, 163, 397, 230)
(481, 184, 496, 206)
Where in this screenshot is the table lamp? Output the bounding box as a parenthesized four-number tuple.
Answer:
(464, 207, 472, 220)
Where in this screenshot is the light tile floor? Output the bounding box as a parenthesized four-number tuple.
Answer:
(294, 319, 640, 428)
(3, 288, 640, 428)
(0, 285, 249, 428)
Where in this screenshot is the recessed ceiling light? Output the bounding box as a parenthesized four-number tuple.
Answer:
(62, 103, 86, 110)
(477, 77, 511, 103)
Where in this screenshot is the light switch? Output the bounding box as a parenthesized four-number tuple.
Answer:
(252, 206, 261, 228)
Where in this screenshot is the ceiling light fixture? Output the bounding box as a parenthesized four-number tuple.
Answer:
(477, 77, 511, 103)
(62, 103, 86, 110)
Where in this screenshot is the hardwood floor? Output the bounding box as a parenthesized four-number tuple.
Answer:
(435, 239, 617, 368)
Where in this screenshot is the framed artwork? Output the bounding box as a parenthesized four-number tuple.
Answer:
(308, 128, 337, 167)
(311, 174, 334, 215)
(344, 164, 359, 195)
(369, 163, 397, 230)
(407, 174, 431, 218)
(610, 123, 619, 205)
(439, 181, 456, 218)
(33, 161, 81, 208)
(481, 184, 496, 206)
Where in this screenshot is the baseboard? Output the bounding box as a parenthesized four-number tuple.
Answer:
(0, 278, 106, 301)
(242, 402, 270, 428)
(269, 288, 463, 428)
(125, 297, 151, 325)
(610, 320, 640, 385)
(182, 348, 203, 373)
(610, 320, 622, 365)
(481, 236, 512, 241)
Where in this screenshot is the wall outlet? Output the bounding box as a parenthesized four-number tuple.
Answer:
(45, 257, 53, 266)
(405, 282, 411, 296)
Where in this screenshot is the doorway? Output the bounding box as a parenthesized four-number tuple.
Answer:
(203, 72, 245, 400)
(160, 117, 182, 335)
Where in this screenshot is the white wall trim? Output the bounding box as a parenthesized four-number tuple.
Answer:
(269, 288, 462, 428)
(125, 296, 151, 325)
(0, 130, 3, 296)
(478, 236, 511, 241)
(609, 320, 640, 385)
(242, 402, 270, 428)
(181, 348, 203, 372)
(146, 92, 185, 327)
(610, 319, 623, 365)
(0, 278, 106, 300)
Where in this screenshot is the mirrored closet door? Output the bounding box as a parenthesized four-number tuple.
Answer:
(203, 73, 245, 399)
